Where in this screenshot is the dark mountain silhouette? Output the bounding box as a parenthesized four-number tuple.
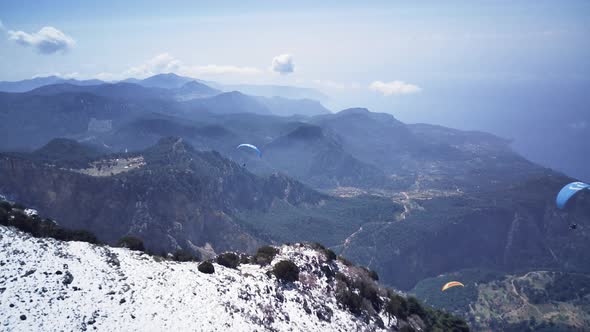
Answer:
(311, 108, 544, 191)
(29, 138, 109, 167)
(127, 73, 194, 89)
(184, 91, 272, 115)
(0, 88, 185, 150)
(110, 115, 236, 152)
(0, 76, 105, 93)
(29, 82, 173, 101)
(174, 80, 221, 100)
(0, 91, 139, 149)
(257, 96, 331, 117)
(264, 124, 393, 189)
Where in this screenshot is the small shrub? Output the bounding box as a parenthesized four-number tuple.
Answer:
(322, 248, 337, 262)
(198, 261, 215, 274)
(116, 236, 145, 251)
(12, 203, 25, 210)
(7, 211, 32, 232)
(320, 265, 335, 279)
(239, 253, 252, 264)
(407, 296, 426, 317)
(216, 252, 240, 269)
(428, 310, 470, 332)
(335, 272, 352, 287)
(368, 269, 379, 281)
(257, 245, 279, 256)
(359, 266, 379, 281)
(254, 245, 279, 266)
(173, 249, 199, 262)
(385, 293, 408, 320)
(336, 285, 363, 315)
(399, 325, 415, 332)
(0, 208, 7, 224)
(357, 278, 383, 311)
(309, 242, 326, 250)
(273, 260, 300, 283)
(152, 255, 166, 263)
(0, 201, 12, 211)
(337, 256, 353, 267)
(63, 229, 100, 244)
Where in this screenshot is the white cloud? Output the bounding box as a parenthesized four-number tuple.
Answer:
(32, 72, 80, 79)
(0, 20, 5, 31)
(369, 80, 421, 96)
(61, 72, 81, 79)
(103, 53, 263, 80)
(8, 26, 75, 54)
(94, 72, 121, 81)
(125, 53, 182, 78)
(271, 54, 295, 74)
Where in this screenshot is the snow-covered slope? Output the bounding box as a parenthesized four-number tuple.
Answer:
(0, 226, 399, 332)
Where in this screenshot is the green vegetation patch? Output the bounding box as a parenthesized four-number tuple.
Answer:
(273, 260, 300, 283)
(237, 195, 401, 247)
(411, 268, 502, 314)
(0, 200, 100, 244)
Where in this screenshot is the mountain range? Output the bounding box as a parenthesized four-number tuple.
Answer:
(0, 73, 326, 102)
(0, 73, 588, 331)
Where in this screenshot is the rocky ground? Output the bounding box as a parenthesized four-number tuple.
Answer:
(0, 226, 405, 332)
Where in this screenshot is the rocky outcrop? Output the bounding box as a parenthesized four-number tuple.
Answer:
(0, 226, 468, 331)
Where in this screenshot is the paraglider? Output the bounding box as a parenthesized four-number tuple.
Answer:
(556, 181, 590, 209)
(442, 281, 464, 292)
(236, 144, 262, 158)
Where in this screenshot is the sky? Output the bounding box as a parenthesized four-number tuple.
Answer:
(0, 0, 588, 118)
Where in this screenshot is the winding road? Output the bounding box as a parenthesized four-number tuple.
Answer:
(398, 192, 411, 221)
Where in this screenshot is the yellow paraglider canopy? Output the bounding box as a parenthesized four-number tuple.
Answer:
(442, 281, 465, 292)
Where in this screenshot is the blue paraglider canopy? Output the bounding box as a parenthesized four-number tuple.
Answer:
(236, 144, 262, 158)
(556, 181, 590, 209)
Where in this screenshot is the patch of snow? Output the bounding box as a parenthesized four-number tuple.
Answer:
(0, 227, 395, 331)
(23, 209, 38, 217)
